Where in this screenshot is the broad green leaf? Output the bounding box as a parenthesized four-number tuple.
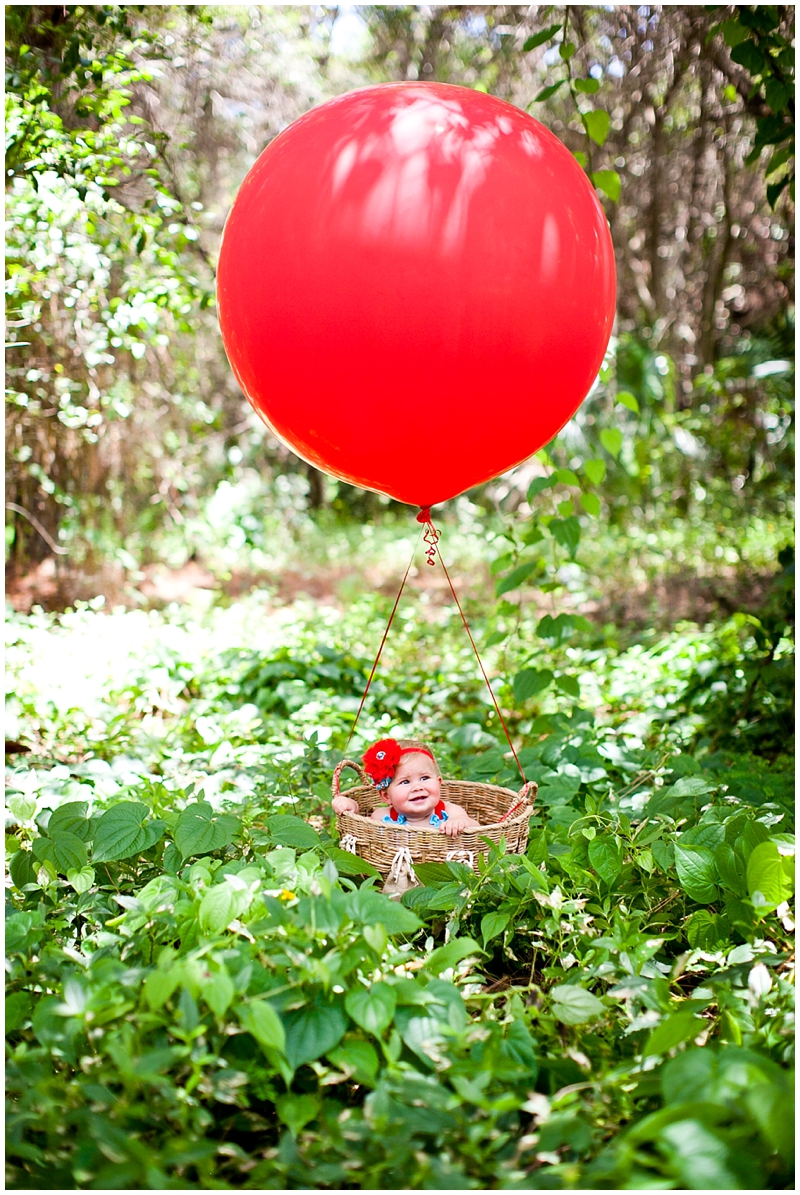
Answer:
(66, 865, 95, 894)
(144, 968, 180, 1011)
(47, 801, 92, 841)
(583, 458, 606, 485)
(496, 560, 537, 596)
(203, 967, 235, 1018)
(362, 924, 387, 955)
(7, 795, 37, 823)
(615, 390, 639, 413)
(588, 835, 623, 885)
(327, 1039, 379, 1086)
(580, 492, 601, 517)
(527, 475, 555, 501)
(599, 427, 623, 457)
(513, 667, 553, 702)
(283, 1002, 347, 1071)
(345, 889, 421, 935)
(198, 883, 236, 934)
(559, 41, 576, 61)
(643, 1011, 703, 1056)
(9, 850, 37, 890)
(267, 814, 320, 849)
(423, 937, 483, 976)
(555, 673, 581, 698)
(551, 984, 605, 1025)
(715, 842, 747, 897)
(481, 911, 509, 945)
(665, 777, 716, 798)
(242, 999, 286, 1054)
(575, 77, 600, 95)
(276, 1092, 318, 1136)
(686, 910, 729, 950)
(747, 841, 794, 913)
(325, 846, 380, 878)
(345, 983, 396, 1037)
(591, 169, 621, 202)
(33, 831, 87, 874)
(92, 801, 158, 863)
(720, 18, 749, 47)
(674, 844, 719, 903)
(413, 860, 455, 886)
(523, 23, 560, 51)
(550, 516, 581, 557)
(6, 991, 33, 1033)
(582, 108, 610, 146)
(174, 801, 240, 859)
(552, 467, 580, 486)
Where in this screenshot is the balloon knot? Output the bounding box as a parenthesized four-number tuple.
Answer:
(416, 507, 431, 524)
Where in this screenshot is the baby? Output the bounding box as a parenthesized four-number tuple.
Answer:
(332, 737, 480, 837)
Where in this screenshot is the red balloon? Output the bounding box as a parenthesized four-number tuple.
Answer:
(217, 82, 615, 509)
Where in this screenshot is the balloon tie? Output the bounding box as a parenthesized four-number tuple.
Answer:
(417, 508, 439, 566)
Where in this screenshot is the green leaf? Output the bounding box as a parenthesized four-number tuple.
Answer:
(276, 1092, 318, 1137)
(575, 77, 600, 95)
(555, 673, 581, 698)
(720, 19, 749, 48)
(345, 889, 421, 935)
(591, 169, 621, 202)
(552, 467, 580, 486)
(8, 795, 37, 823)
(33, 831, 87, 874)
(551, 984, 605, 1025)
(423, 937, 483, 976)
(174, 801, 240, 859)
(746, 840, 794, 913)
(496, 561, 537, 596)
(198, 884, 236, 934)
(533, 80, 565, 103)
(588, 834, 622, 885)
(615, 390, 639, 413)
(513, 667, 553, 702)
(267, 814, 320, 849)
(47, 801, 93, 842)
(730, 41, 766, 75)
(92, 801, 162, 863)
(327, 1039, 379, 1086)
(643, 1011, 703, 1056)
(9, 850, 37, 890)
(527, 476, 555, 500)
(550, 516, 581, 557)
(715, 842, 747, 897)
(345, 983, 396, 1037)
(66, 865, 95, 894)
(582, 109, 610, 146)
(580, 492, 601, 517)
(674, 844, 719, 903)
(559, 41, 576, 61)
(413, 860, 457, 885)
(583, 458, 606, 485)
(665, 776, 716, 798)
(481, 911, 509, 946)
(283, 1002, 347, 1071)
(144, 968, 180, 1012)
(523, 24, 561, 52)
(686, 910, 729, 950)
(203, 967, 235, 1018)
(325, 846, 380, 878)
(241, 999, 286, 1054)
(573, 150, 587, 168)
(599, 427, 623, 457)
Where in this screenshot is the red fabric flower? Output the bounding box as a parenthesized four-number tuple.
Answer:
(362, 738, 402, 787)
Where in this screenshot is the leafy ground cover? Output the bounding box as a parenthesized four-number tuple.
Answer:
(5, 536, 795, 1190)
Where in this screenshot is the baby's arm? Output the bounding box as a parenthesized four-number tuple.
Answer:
(440, 801, 481, 836)
(332, 794, 360, 814)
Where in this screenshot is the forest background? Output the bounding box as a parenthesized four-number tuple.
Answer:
(5, 4, 796, 1192)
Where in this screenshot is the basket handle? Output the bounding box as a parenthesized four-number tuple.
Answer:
(498, 780, 537, 823)
(332, 758, 370, 799)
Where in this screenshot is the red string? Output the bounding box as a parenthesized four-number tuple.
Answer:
(434, 529, 527, 785)
(345, 528, 421, 753)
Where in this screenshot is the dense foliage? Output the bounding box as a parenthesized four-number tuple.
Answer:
(5, 534, 794, 1187)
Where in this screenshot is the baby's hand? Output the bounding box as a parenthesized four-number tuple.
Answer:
(441, 814, 469, 836)
(332, 795, 359, 815)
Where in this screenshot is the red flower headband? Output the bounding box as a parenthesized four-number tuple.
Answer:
(362, 738, 435, 790)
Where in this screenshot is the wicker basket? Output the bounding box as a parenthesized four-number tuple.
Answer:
(333, 759, 537, 875)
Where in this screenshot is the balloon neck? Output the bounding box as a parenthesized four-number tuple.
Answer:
(416, 507, 432, 524)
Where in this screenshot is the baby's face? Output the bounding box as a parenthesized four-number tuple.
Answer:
(386, 753, 441, 821)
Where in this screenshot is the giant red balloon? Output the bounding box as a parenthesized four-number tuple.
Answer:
(217, 82, 616, 508)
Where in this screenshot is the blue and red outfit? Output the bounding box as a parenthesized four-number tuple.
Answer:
(383, 799, 448, 828)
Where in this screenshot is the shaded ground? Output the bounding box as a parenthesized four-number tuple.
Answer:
(6, 552, 775, 631)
